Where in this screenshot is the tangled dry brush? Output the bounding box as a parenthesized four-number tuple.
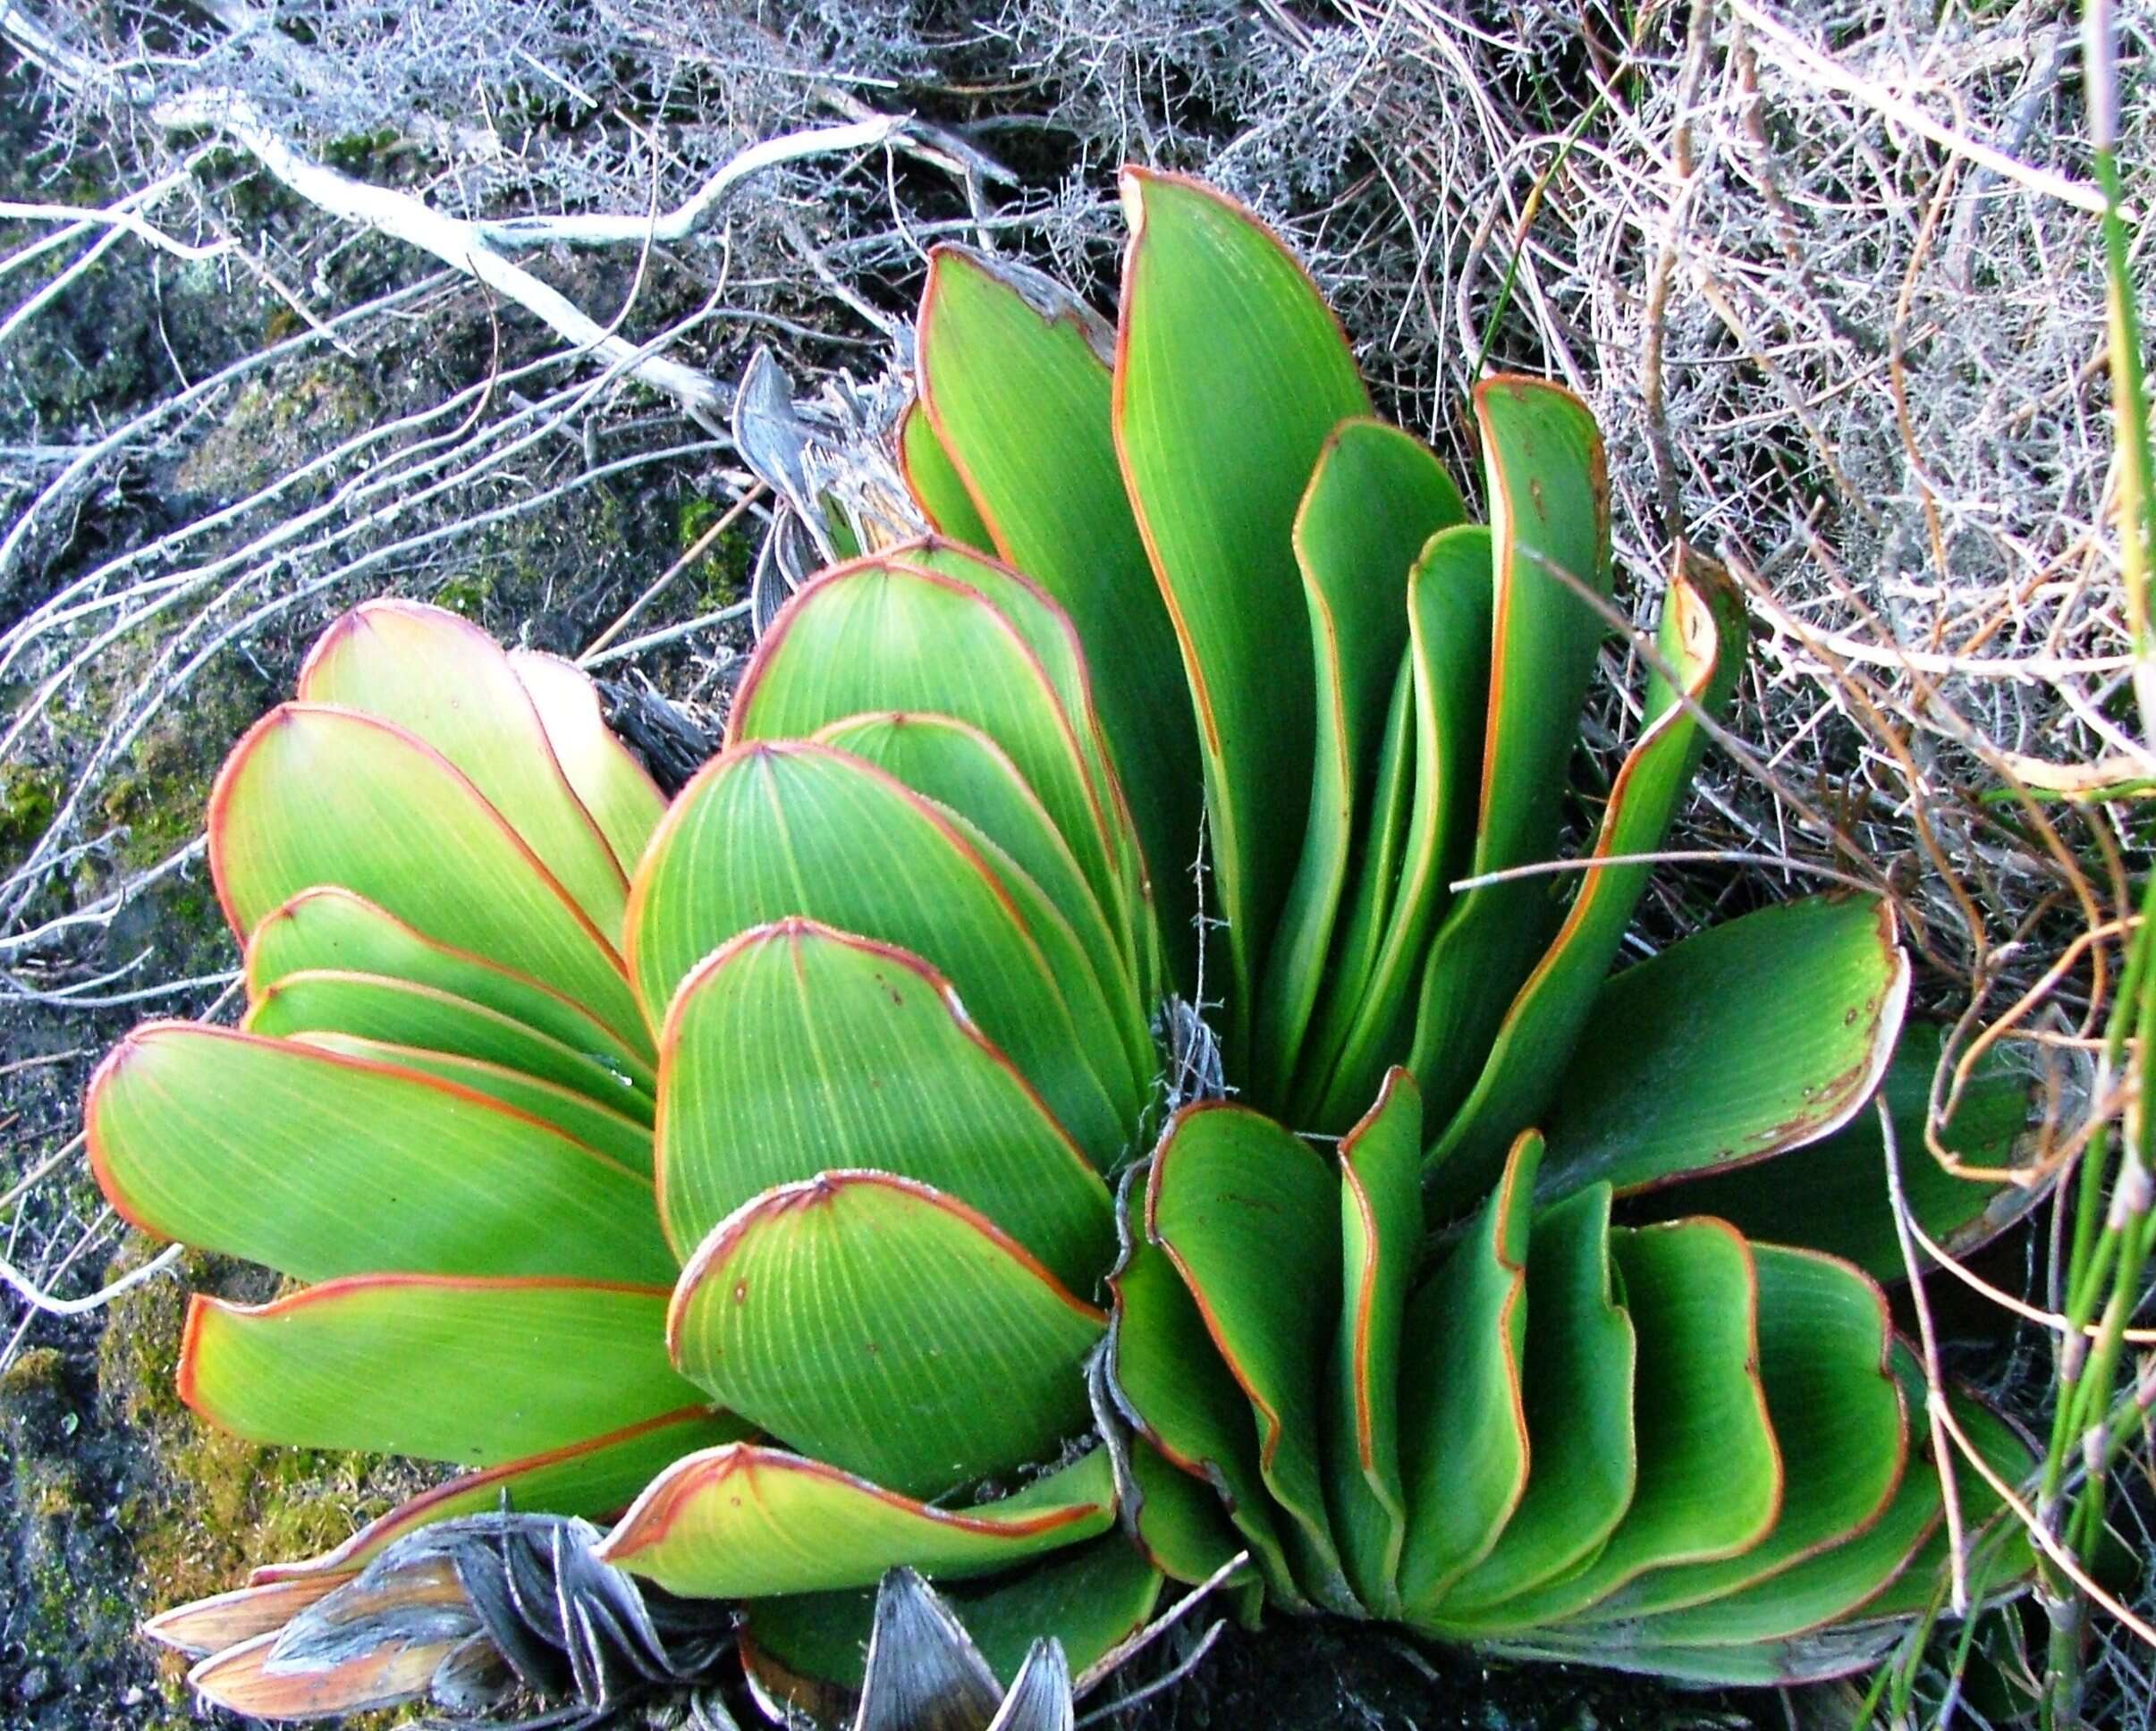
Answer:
(0, 0, 2150, 1718)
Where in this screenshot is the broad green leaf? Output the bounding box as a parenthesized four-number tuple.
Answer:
(1126, 1435, 1250, 1587)
(670, 1170, 1103, 1499)
(1257, 424, 1466, 1095)
(181, 1275, 694, 1465)
(1113, 169, 1372, 1051)
(1811, 1384, 2033, 1626)
(890, 537, 1163, 1001)
(1630, 1363, 2019, 1648)
(1439, 1183, 1636, 1616)
(1402, 379, 1611, 1131)
(1324, 1068, 1424, 1615)
(247, 1408, 747, 1583)
(726, 557, 1131, 964)
(1396, 1130, 1541, 1616)
(246, 970, 652, 1125)
(1540, 893, 1911, 1199)
(245, 886, 655, 1087)
(1147, 1102, 1355, 1611)
(1463, 376, 1612, 876)
(744, 1533, 1163, 1693)
(896, 395, 995, 551)
(1480, 1622, 1911, 1688)
(1631, 1023, 2033, 1281)
(1575, 1245, 1903, 1622)
(629, 742, 1137, 1167)
(596, 1442, 1115, 1599)
(297, 600, 629, 934)
(1438, 1220, 1778, 1634)
(655, 918, 1113, 1284)
(508, 647, 668, 876)
(917, 247, 1197, 984)
(1104, 1217, 1302, 1606)
(944, 1538, 1163, 1685)
(288, 1034, 653, 1173)
(1429, 560, 1747, 1200)
(1306, 525, 1494, 1127)
(88, 1024, 672, 1285)
(211, 705, 647, 1050)
(1291, 650, 1416, 1126)
(812, 711, 1137, 1043)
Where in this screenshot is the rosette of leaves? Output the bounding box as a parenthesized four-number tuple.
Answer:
(89, 170, 2036, 1722)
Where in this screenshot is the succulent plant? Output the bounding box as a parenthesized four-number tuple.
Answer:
(90, 170, 2038, 1724)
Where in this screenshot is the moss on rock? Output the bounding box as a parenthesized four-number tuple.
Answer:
(93, 1240, 430, 1699)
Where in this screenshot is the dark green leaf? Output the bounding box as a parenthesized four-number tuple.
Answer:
(1324, 1068, 1423, 1615)
(1396, 1130, 1540, 1616)
(1540, 893, 1911, 1200)
(1437, 1183, 1636, 1616)
(1113, 169, 1371, 1050)
(1257, 424, 1465, 1093)
(1147, 1102, 1355, 1610)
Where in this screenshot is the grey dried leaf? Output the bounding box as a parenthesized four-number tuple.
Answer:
(983, 1641, 1074, 1731)
(732, 346, 828, 539)
(853, 1568, 1004, 1731)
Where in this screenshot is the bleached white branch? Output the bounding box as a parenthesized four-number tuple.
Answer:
(148, 86, 732, 431)
(471, 115, 924, 249)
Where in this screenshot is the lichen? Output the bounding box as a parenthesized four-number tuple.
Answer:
(173, 359, 380, 502)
